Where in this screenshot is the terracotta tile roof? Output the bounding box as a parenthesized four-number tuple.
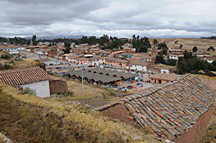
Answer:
(0, 67, 50, 87)
(150, 73, 178, 81)
(103, 75, 216, 141)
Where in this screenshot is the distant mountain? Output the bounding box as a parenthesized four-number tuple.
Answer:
(201, 36, 216, 40)
(38, 35, 84, 40)
(24, 35, 84, 40)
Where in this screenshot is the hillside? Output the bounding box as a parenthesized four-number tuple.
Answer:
(0, 85, 159, 143)
(154, 38, 216, 53)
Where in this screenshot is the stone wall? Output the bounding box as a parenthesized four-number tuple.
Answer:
(175, 105, 215, 143)
(49, 80, 68, 95)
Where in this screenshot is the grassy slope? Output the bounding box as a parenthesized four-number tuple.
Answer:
(0, 85, 158, 143)
(47, 79, 121, 108)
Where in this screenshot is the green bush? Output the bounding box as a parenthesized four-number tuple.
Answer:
(0, 53, 12, 60)
(21, 88, 36, 96)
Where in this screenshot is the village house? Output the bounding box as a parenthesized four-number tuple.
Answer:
(104, 57, 129, 68)
(66, 56, 105, 66)
(168, 48, 185, 60)
(128, 60, 148, 72)
(204, 56, 216, 64)
(168, 48, 184, 55)
(71, 45, 102, 55)
(149, 73, 178, 84)
(38, 42, 50, 46)
(0, 47, 25, 55)
(130, 53, 156, 64)
(47, 48, 59, 57)
(0, 67, 50, 97)
(169, 54, 184, 60)
(121, 43, 136, 53)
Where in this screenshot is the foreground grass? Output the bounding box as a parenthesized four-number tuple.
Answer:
(0, 85, 158, 143)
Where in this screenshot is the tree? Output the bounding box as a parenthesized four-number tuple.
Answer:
(132, 35, 151, 53)
(63, 41, 71, 54)
(179, 44, 183, 49)
(207, 46, 215, 52)
(32, 35, 38, 46)
(155, 54, 165, 64)
(192, 46, 198, 53)
(158, 42, 168, 55)
(88, 36, 97, 45)
(0, 53, 12, 59)
(153, 39, 158, 48)
(183, 50, 193, 59)
(99, 35, 109, 46)
(175, 51, 216, 74)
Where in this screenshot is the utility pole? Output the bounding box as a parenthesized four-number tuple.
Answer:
(81, 66, 84, 89)
(82, 68, 83, 89)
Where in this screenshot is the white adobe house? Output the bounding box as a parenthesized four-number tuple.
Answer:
(0, 67, 50, 98)
(168, 54, 184, 60)
(0, 47, 24, 55)
(129, 64, 147, 72)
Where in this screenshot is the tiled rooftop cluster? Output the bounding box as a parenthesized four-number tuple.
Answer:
(70, 68, 135, 84)
(0, 67, 49, 87)
(121, 75, 216, 140)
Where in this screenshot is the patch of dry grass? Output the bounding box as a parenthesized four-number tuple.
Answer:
(47, 79, 121, 108)
(195, 74, 216, 80)
(0, 135, 4, 143)
(12, 59, 41, 69)
(67, 80, 115, 98)
(0, 57, 42, 71)
(0, 85, 159, 143)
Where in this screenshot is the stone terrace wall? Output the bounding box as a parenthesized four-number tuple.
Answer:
(100, 103, 135, 125)
(175, 105, 215, 143)
(49, 80, 68, 94)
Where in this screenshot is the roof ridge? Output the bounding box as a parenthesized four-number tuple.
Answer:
(0, 66, 42, 74)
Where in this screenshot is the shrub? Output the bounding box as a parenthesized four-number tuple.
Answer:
(51, 92, 73, 97)
(21, 88, 36, 96)
(0, 53, 12, 59)
(3, 63, 13, 70)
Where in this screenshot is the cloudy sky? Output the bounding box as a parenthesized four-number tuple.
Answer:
(0, 0, 216, 38)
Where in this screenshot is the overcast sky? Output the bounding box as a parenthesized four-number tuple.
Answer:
(0, 0, 216, 38)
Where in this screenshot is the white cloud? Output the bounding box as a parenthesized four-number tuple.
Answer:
(0, 0, 216, 37)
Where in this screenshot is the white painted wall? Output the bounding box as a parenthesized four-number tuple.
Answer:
(130, 65, 147, 72)
(161, 69, 170, 73)
(21, 80, 50, 98)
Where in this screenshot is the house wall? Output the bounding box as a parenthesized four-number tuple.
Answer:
(21, 80, 50, 98)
